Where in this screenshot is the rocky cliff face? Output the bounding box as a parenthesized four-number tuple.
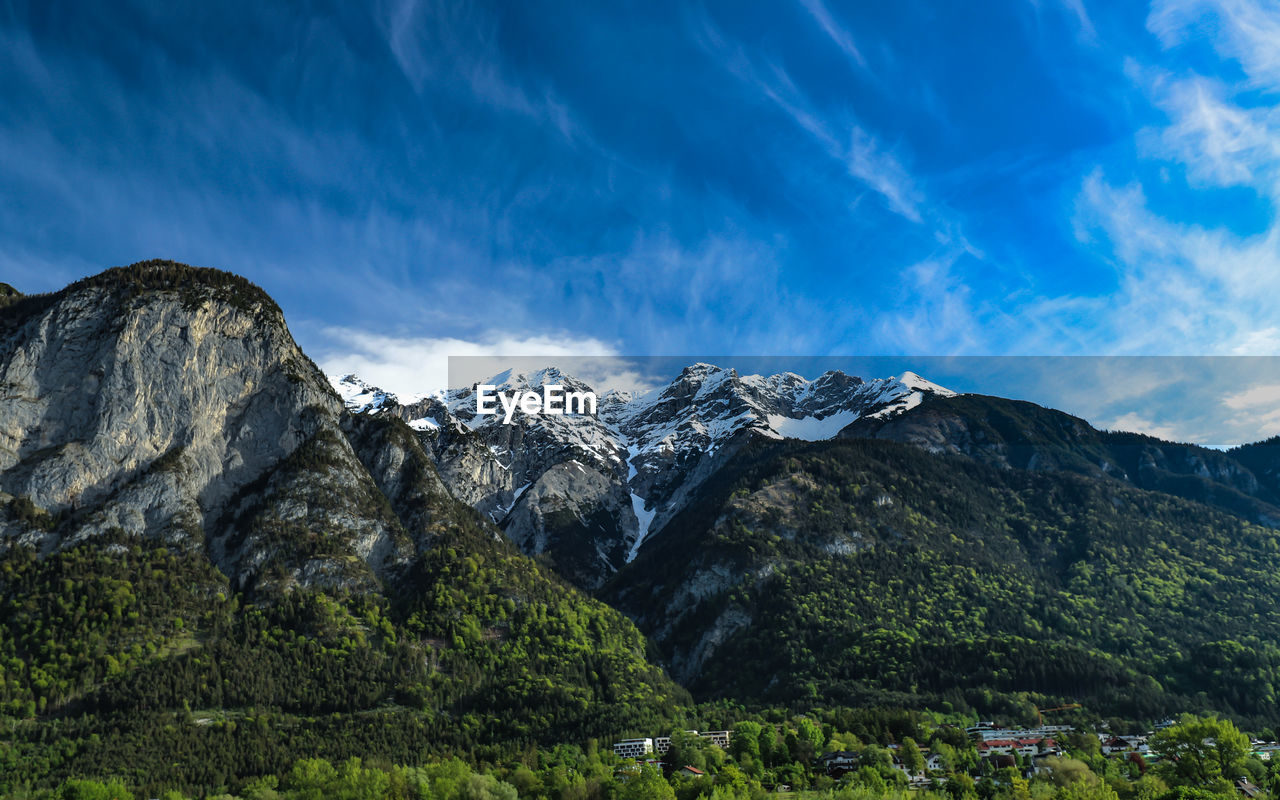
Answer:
(0, 262, 410, 591)
(0, 282, 20, 309)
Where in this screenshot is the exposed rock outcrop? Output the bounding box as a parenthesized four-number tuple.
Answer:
(0, 261, 412, 590)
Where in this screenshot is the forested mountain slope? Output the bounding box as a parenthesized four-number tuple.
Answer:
(606, 434, 1280, 727)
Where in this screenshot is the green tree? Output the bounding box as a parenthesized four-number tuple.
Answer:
(995, 767, 1031, 800)
(946, 774, 979, 800)
(901, 737, 926, 775)
(57, 779, 135, 800)
(1065, 733, 1102, 759)
(731, 722, 762, 763)
(851, 766, 887, 795)
(457, 773, 518, 800)
(240, 775, 282, 800)
(797, 718, 825, 760)
(619, 765, 676, 800)
(507, 764, 542, 797)
(1042, 758, 1101, 788)
(1133, 774, 1168, 800)
(1150, 716, 1249, 789)
(1056, 780, 1119, 800)
(758, 724, 780, 767)
(862, 744, 893, 771)
(666, 730, 708, 771)
(714, 765, 752, 799)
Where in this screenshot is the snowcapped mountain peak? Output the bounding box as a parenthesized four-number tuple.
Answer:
(861, 371, 956, 419)
(331, 363, 959, 578)
(479, 365, 590, 394)
(481, 367, 517, 388)
(600, 388, 636, 406)
(681, 362, 728, 376)
(895, 370, 956, 396)
(330, 374, 397, 414)
(665, 363, 735, 395)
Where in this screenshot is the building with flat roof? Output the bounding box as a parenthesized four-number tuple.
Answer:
(613, 739, 654, 759)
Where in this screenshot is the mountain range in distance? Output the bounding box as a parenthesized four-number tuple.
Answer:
(332, 358, 1280, 593)
(330, 364, 959, 586)
(7, 261, 1280, 791)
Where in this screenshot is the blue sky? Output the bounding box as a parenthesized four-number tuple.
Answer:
(5, 0, 1280, 439)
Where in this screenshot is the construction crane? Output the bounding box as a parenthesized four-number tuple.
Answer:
(1036, 703, 1082, 726)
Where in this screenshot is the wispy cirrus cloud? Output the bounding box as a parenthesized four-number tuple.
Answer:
(1031, 0, 1098, 41)
(372, 0, 582, 142)
(796, 0, 866, 68)
(1149, 0, 1280, 88)
(1138, 69, 1280, 190)
(1140, 0, 1280, 200)
(692, 8, 925, 225)
(1060, 0, 1098, 40)
(848, 126, 924, 223)
(12, 0, 1280, 423)
(1043, 0, 1280, 357)
(1104, 412, 1186, 441)
(1070, 168, 1280, 354)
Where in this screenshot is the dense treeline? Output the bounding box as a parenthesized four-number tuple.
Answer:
(12, 714, 1280, 800)
(0, 524, 686, 790)
(0, 533, 224, 718)
(0, 259, 283, 336)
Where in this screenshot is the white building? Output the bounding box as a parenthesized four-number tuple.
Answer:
(614, 739, 654, 759)
(654, 730, 732, 755)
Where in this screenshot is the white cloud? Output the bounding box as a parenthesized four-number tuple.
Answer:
(1069, 168, 1280, 354)
(872, 255, 987, 352)
(1060, 0, 1098, 40)
(316, 329, 619, 396)
(1029, 0, 1280, 361)
(1222, 381, 1280, 410)
(848, 127, 923, 223)
(797, 0, 866, 67)
(1149, 0, 1280, 89)
(1222, 405, 1280, 439)
(1233, 327, 1280, 354)
(1104, 411, 1187, 441)
(1138, 70, 1280, 190)
(694, 11, 925, 224)
(1024, 0, 1098, 42)
(373, 0, 583, 142)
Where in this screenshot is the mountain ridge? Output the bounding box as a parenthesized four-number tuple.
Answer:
(602, 431, 1280, 726)
(336, 363, 1280, 586)
(331, 364, 957, 586)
